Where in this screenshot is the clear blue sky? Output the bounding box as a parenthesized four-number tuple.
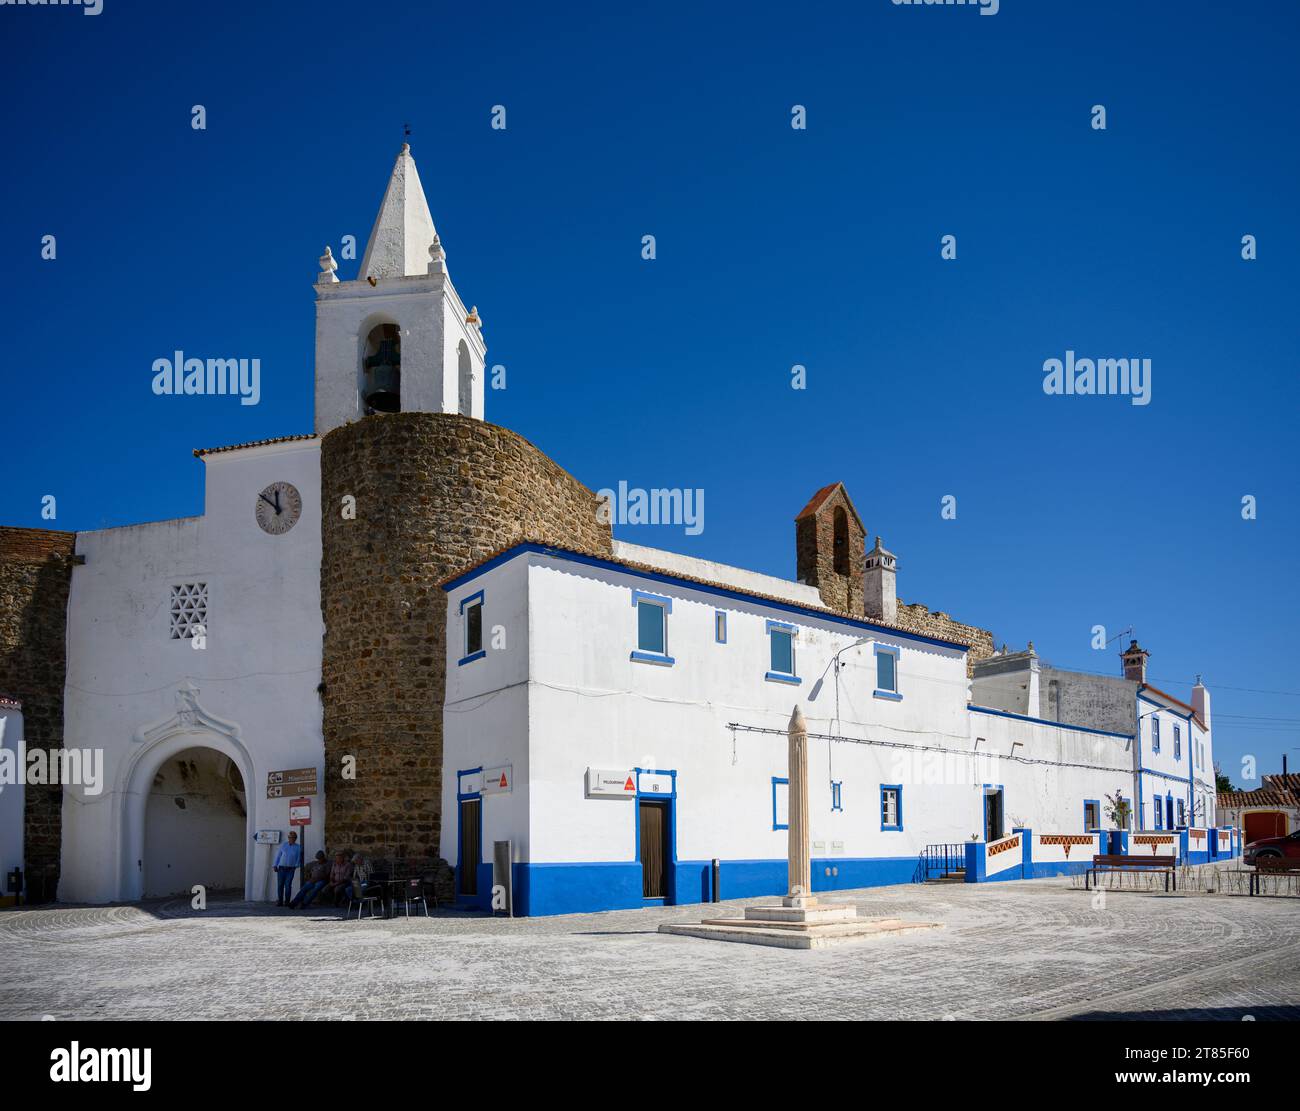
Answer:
(3, 1, 1297, 787)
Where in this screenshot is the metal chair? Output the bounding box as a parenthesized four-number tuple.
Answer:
(400, 876, 430, 918)
(347, 881, 383, 920)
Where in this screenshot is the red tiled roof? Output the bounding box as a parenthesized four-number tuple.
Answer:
(1141, 683, 1206, 729)
(194, 434, 317, 458)
(793, 482, 866, 532)
(1217, 789, 1298, 809)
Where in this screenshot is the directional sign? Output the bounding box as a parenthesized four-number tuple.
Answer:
(482, 765, 512, 795)
(267, 767, 317, 799)
(586, 768, 636, 799)
(253, 830, 282, 845)
(288, 798, 312, 826)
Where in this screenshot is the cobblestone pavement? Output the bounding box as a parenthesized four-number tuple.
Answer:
(2, 876, 1297, 1020)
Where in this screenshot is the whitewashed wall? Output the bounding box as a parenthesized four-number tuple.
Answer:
(60, 440, 324, 903)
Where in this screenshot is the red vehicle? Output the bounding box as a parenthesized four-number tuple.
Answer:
(1243, 829, 1300, 864)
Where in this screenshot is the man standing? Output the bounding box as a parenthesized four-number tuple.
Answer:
(273, 830, 302, 907)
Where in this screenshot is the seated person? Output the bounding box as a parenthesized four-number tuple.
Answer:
(321, 851, 354, 907)
(349, 853, 381, 907)
(290, 851, 330, 909)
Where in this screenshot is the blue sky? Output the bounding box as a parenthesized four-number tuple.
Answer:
(3, 0, 1297, 785)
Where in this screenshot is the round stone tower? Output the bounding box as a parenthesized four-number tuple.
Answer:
(319, 412, 611, 881)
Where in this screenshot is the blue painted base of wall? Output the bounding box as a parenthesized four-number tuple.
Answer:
(462, 856, 926, 918)
(1024, 860, 1091, 879)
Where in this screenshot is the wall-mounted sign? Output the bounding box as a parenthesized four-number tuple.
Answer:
(253, 830, 281, 845)
(586, 768, 635, 799)
(268, 767, 318, 799)
(483, 765, 512, 795)
(288, 798, 312, 826)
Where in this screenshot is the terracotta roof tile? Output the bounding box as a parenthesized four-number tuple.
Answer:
(193, 434, 318, 458)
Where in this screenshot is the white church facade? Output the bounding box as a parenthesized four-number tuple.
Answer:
(0, 144, 1234, 913)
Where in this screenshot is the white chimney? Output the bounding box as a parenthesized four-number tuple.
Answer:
(1191, 675, 1211, 731)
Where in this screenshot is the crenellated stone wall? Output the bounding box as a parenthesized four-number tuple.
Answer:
(895, 600, 996, 675)
(0, 527, 76, 902)
(319, 412, 611, 888)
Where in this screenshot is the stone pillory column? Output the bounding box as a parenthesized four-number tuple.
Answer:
(787, 704, 812, 906)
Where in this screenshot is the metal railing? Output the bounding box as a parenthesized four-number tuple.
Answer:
(922, 843, 968, 880)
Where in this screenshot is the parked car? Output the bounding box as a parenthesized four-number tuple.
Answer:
(1243, 829, 1300, 865)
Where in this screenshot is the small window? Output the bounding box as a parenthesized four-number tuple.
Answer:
(1084, 800, 1100, 829)
(874, 644, 900, 699)
(881, 785, 902, 831)
(772, 777, 789, 830)
(715, 611, 727, 644)
(1151, 717, 1160, 753)
(765, 621, 799, 684)
(1177, 799, 1186, 826)
(1174, 724, 1181, 760)
(1153, 799, 1162, 829)
(631, 591, 673, 664)
(832, 781, 843, 812)
(638, 600, 665, 654)
(170, 583, 208, 640)
(458, 590, 485, 665)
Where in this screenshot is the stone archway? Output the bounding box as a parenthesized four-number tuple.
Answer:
(119, 685, 255, 902)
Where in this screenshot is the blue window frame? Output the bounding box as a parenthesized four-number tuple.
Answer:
(874, 643, 901, 700)
(1177, 799, 1185, 827)
(831, 781, 842, 812)
(772, 777, 789, 830)
(457, 590, 486, 666)
(1153, 797, 1162, 829)
(1083, 799, 1100, 830)
(630, 590, 674, 665)
(1174, 724, 1181, 760)
(715, 611, 727, 644)
(765, 620, 800, 684)
(880, 784, 902, 831)
(1151, 716, 1160, 754)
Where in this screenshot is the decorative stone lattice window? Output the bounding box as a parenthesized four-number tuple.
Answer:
(170, 583, 208, 640)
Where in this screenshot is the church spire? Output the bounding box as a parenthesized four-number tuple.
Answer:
(358, 143, 439, 280)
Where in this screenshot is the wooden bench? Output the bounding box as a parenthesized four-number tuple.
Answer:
(1086, 854, 1177, 892)
(1249, 857, 1300, 895)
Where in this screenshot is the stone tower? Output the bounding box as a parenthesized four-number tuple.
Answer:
(317, 151, 613, 881)
(795, 482, 865, 614)
(313, 143, 487, 436)
(1121, 639, 1149, 683)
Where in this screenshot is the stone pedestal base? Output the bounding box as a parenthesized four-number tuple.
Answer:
(658, 900, 942, 950)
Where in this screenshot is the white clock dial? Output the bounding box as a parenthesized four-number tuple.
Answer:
(255, 481, 302, 535)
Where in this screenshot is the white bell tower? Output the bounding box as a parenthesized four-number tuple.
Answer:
(313, 143, 486, 435)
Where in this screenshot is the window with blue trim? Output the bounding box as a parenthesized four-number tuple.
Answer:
(1177, 799, 1185, 826)
(831, 781, 842, 812)
(880, 785, 902, 831)
(1083, 800, 1100, 829)
(458, 591, 486, 665)
(631, 591, 674, 664)
(1174, 724, 1181, 760)
(715, 611, 727, 644)
(874, 644, 900, 699)
(1151, 716, 1160, 754)
(765, 621, 799, 683)
(772, 777, 789, 830)
(1153, 798, 1162, 829)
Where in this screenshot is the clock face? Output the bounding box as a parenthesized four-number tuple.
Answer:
(255, 481, 302, 535)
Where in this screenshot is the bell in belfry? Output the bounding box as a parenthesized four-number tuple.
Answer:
(363, 337, 401, 413)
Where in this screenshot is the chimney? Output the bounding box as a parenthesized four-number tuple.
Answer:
(1120, 639, 1149, 684)
(1191, 674, 1211, 731)
(863, 536, 897, 624)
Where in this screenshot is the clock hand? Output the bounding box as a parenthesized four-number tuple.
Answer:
(259, 493, 277, 511)
(274, 490, 282, 514)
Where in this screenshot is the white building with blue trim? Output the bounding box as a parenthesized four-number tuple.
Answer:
(440, 532, 1233, 916)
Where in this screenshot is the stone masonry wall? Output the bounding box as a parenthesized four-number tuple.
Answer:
(795, 488, 865, 615)
(320, 412, 612, 889)
(0, 527, 76, 902)
(894, 600, 996, 677)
